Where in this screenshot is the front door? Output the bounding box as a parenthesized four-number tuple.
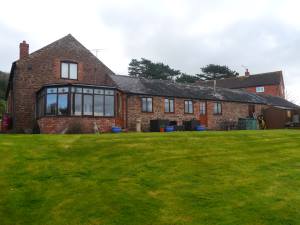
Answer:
(199, 101, 208, 127)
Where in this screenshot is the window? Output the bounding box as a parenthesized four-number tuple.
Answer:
(61, 62, 78, 79)
(46, 88, 57, 115)
(214, 102, 222, 115)
(142, 97, 153, 112)
(71, 87, 82, 116)
(57, 87, 69, 115)
(164, 98, 174, 113)
(83, 88, 93, 116)
(38, 86, 115, 117)
(200, 102, 206, 115)
(94, 94, 104, 116)
(184, 100, 193, 113)
(256, 86, 265, 93)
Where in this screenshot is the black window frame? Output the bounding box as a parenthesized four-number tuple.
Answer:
(60, 61, 78, 80)
(36, 85, 116, 118)
(141, 97, 153, 113)
(213, 102, 222, 115)
(184, 100, 193, 114)
(164, 98, 174, 113)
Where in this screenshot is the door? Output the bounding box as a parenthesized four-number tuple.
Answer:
(199, 101, 208, 127)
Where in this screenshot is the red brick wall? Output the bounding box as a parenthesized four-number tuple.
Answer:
(126, 95, 267, 131)
(245, 85, 285, 98)
(10, 36, 115, 133)
(38, 117, 116, 134)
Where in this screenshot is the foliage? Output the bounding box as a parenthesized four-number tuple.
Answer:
(0, 100, 6, 118)
(0, 70, 9, 100)
(197, 64, 239, 80)
(0, 130, 300, 225)
(175, 73, 200, 83)
(128, 58, 181, 80)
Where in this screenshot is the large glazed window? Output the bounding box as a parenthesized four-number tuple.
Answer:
(184, 100, 193, 114)
(37, 85, 115, 118)
(61, 62, 78, 80)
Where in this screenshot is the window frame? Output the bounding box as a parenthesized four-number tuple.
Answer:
(164, 98, 175, 113)
(184, 100, 194, 114)
(213, 102, 222, 115)
(60, 61, 78, 80)
(256, 86, 265, 93)
(141, 97, 153, 113)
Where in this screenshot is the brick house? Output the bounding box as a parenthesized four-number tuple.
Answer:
(5, 34, 299, 133)
(198, 70, 285, 98)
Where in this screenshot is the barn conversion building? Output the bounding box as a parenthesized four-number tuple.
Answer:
(4, 34, 299, 133)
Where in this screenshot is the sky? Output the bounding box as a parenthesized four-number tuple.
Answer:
(0, 0, 300, 103)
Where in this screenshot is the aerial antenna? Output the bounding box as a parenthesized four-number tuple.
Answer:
(90, 49, 105, 58)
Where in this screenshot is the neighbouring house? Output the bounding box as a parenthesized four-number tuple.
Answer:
(197, 69, 285, 98)
(4, 34, 299, 133)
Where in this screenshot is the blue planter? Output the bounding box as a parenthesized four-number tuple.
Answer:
(112, 127, 122, 133)
(165, 126, 174, 132)
(195, 125, 206, 131)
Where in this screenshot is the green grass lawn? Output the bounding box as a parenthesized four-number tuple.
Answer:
(0, 130, 300, 225)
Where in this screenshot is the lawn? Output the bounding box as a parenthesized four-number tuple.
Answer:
(0, 130, 300, 225)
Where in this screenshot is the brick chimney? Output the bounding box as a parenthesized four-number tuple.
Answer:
(19, 41, 29, 59)
(245, 68, 250, 76)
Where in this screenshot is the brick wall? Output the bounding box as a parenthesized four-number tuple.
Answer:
(245, 85, 285, 98)
(38, 117, 116, 134)
(126, 95, 267, 131)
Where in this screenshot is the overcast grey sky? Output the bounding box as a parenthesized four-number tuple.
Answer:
(1, 0, 299, 103)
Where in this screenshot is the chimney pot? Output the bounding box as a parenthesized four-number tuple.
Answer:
(245, 68, 250, 76)
(19, 40, 29, 59)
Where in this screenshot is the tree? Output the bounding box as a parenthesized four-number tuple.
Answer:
(128, 58, 181, 80)
(176, 73, 200, 83)
(197, 64, 239, 81)
(0, 71, 9, 100)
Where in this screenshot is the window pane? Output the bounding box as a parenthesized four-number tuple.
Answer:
(105, 95, 114, 116)
(185, 101, 189, 113)
(94, 95, 104, 116)
(61, 63, 69, 78)
(58, 87, 69, 93)
(46, 94, 57, 115)
(83, 95, 93, 115)
(83, 88, 93, 94)
(105, 90, 114, 95)
(58, 94, 68, 115)
(189, 101, 193, 113)
(165, 99, 169, 112)
(69, 63, 77, 79)
(94, 89, 104, 95)
(47, 88, 57, 94)
(147, 98, 152, 112)
(38, 96, 44, 117)
(74, 94, 82, 115)
(170, 100, 174, 113)
(142, 98, 147, 112)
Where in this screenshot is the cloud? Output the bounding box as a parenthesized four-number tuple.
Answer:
(0, 0, 299, 103)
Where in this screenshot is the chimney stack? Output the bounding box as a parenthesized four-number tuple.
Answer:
(19, 40, 29, 59)
(245, 68, 250, 76)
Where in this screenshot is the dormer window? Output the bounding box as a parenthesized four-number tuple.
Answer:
(61, 62, 78, 79)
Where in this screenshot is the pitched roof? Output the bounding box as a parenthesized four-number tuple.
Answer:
(197, 71, 283, 89)
(110, 75, 299, 109)
(6, 34, 115, 99)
